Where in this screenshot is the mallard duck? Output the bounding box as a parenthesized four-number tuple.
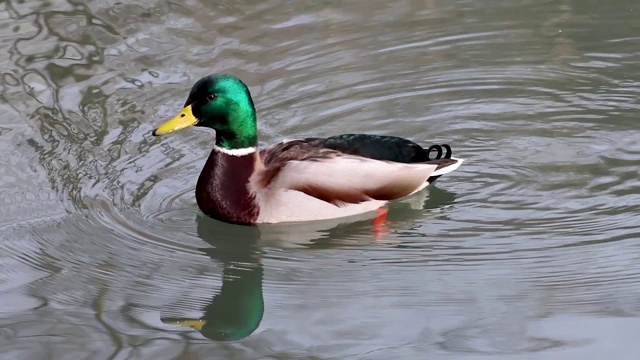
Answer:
(152, 74, 463, 225)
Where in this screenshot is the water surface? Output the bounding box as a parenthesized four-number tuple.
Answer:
(1, 0, 640, 358)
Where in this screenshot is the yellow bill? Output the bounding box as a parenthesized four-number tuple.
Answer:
(152, 105, 198, 136)
(162, 318, 207, 331)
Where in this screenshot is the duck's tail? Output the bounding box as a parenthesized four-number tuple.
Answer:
(426, 157, 464, 183)
(418, 143, 464, 183)
(431, 157, 464, 176)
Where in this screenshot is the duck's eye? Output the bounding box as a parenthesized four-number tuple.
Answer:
(206, 94, 217, 101)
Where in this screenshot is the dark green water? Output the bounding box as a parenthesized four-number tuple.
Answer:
(1, 0, 639, 358)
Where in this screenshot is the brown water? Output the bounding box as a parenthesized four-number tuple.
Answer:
(1, 0, 640, 358)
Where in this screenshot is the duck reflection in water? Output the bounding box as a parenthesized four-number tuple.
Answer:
(161, 219, 264, 341)
(161, 186, 456, 341)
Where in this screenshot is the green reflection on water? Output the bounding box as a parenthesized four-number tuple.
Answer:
(163, 220, 264, 341)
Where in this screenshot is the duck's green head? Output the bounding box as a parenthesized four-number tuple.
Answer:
(152, 74, 258, 150)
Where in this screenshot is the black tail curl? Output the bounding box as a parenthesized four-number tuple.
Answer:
(426, 144, 452, 161)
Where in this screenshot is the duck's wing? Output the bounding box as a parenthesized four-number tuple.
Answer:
(257, 138, 458, 206)
(259, 134, 453, 163)
(316, 134, 444, 162)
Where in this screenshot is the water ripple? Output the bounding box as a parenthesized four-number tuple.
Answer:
(2, 0, 640, 357)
